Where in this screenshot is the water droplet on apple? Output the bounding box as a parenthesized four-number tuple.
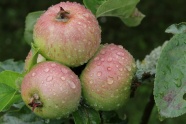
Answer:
(107, 67, 111, 71)
(101, 58, 105, 62)
(46, 76, 53, 81)
(96, 61, 101, 66)
(51, 63, 56, 67)
(97, 71, 102, 77)
(44, 68, 49, 73)
(126, 66, 131, 71)
(107, 57, 113, 62)
(61, 76, 66, 81)
(94, 57, 100, 61)
(32, 72, 36, 77)
(107, 77, 114, 84)
(68, 81, 76, 89)
(119, 68, 123, 72)
(61, 68, 68, 74)
(118, 45, 123, 49)
(89, 80, 93, 84)
(116, 52, 124, 57)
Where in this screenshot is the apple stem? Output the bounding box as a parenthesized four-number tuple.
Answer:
(56, 7, 70, 22)
(28, 94, 43, 111)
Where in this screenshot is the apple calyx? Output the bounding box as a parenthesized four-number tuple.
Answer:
(28, 93, 43, 111)
(56, 7, 70, 22)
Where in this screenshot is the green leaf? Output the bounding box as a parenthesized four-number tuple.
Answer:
(154, 33, 186, 118)
(96, 0, 139, 17)
(0, 83, 21, 112)
(24, 11, 44, 45)
(24, 43, 39, 72)
(0, 106, 69, 124)
(83, 0, 144, 27)
(0, 71, 23, 90)
(83, 0, 106, 15)
(121, 8, 145, 27)
(165, 22, 186, 34)
(73, 106, 101, 124)
(0, 59, 24, 73)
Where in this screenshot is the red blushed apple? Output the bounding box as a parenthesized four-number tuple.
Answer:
(81, 44, 136, 111)
(21, 61, 81, 119)
(33, 2, 101, 67)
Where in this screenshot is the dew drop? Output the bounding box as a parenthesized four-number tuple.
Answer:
(44, 119, 50, 124)
(70, 75, 74, 79)
(107, 67, 111, 71)
(67, 55, 71, 58)
(89, 80, 93, 84)
(174, 80, 182, 87)
(118, 45, 123, 49)
(116, 52, 124, 57)
(55, 105, 58, 108)
(107, 77, 114, 84)
(53, 92, 56, 96)
(32, 72, 36, 77)
(51, 63, 56, 67)
(101, 58, 105, 62)
(107, 57, 113, 62)
(42, 81, 44, 84)
(61, 68, 68, 74)
(46, 76, 53, 82)
(44, 68, 49, 72)
(97, 71, 102, 77)
(61, 76, 65, 81)
(68, 81, 76, 89)
(96, 61, 102, 66)
(94, 103, 98, 107)
(117, 104, 120, 107)
(116, 65, 119, 68)
(119, 68, 123, 72)
(126, 66, 131, 71)
(94, 57, 100, 61)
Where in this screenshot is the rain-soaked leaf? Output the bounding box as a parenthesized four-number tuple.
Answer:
(83, 0, 144, 27)
(0, 71, 23, 90)
(0, 83, 21, 112)
(154, 33, 186, 118)
(72, 106, 101, 124)
(165, 22, 186, 34)
(122, 8, 145, 27)
(0, 106, 66, 124)
(83, 0, 106, 15)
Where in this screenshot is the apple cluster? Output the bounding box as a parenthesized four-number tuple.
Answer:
(21, 1, 136, 119)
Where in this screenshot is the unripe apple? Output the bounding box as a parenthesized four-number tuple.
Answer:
(33, 2, 101, 67)
(21, 61, 81, 119)
(80, 44, 136, 111)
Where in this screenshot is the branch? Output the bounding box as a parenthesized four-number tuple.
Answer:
(140, 91, 155, 124)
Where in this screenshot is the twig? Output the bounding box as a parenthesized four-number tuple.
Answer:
(140, 91, 155, 124)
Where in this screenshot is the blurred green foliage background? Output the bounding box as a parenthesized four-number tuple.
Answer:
(0, 0, 186, 61)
